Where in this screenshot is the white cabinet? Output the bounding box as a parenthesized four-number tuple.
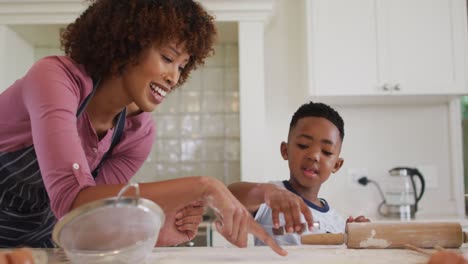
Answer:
(306, 0, 468, 97)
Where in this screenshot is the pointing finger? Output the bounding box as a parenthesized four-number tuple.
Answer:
(249, 219, 287, 256)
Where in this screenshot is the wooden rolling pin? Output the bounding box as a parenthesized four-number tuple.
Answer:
(301, 222, 467, 249)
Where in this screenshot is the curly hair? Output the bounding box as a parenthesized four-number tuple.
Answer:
(290, 101, 345, 141)
(61, 0, 216, 86)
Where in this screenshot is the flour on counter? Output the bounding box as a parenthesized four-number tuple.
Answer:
(359, 229, 391, 248)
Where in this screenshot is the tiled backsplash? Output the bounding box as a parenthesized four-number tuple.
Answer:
(133, 43, 240, 184)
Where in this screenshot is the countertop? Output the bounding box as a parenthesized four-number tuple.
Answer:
(41, 245, 468, 264)
(20, 216, 468, 263)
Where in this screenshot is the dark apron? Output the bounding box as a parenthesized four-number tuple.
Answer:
(0, 80, 126, 247)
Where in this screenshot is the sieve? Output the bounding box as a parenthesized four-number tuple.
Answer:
(52, 183, 165, 264)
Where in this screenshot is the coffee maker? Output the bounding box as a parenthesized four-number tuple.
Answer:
(358, 167, 425, 220)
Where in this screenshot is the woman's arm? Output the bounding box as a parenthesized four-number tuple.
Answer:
(228, 182, 275, 212)
(72, 177, 216, 212)
(21, 57, 97, 218)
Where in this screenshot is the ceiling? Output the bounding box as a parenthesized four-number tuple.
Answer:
(9, 22, 238, 48)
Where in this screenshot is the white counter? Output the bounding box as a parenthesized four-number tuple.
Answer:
(41, 217, 468, 263)
(44, 245, 468, 264)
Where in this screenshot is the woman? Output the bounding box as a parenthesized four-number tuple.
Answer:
(0, 0, 285, 256)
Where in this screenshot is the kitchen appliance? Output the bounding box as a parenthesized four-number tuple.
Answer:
(52, 183, 165, 264)
(301, 222, 466, 248)
(358, 167, 425, 220)
(381, 167, 425, 219)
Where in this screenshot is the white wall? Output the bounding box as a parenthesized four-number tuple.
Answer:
(35, 47, 63, 61)
(264, 0, 313, 182)
(327, 104, 455, 218)
(263, 0, 457, 218)
(264, 0, 309, 180)
(0, 25, 34, 90)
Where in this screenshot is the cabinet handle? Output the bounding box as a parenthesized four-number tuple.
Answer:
(393, 83, 401, 91)
(382, 83, 391, 91)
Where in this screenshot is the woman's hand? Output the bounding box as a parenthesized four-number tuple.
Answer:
(263, 184, 314, 234)
(346, 215, 371, 223)
(204, 178, 287, 256)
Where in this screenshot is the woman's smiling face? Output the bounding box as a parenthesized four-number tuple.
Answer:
(281, 116, 344, 188)
(122, 41, 190, 112)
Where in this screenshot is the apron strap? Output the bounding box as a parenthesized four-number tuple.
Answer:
(91, 108, 126, 178)
(75, 78, 126, 178)
(76, 78, 100, 116)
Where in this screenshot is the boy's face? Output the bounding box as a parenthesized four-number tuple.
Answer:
(281, 117, 344, 188)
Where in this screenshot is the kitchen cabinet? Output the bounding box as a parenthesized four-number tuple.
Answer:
(305, 0, 468, 97)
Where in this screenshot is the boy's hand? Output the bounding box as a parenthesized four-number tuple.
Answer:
(346, 215, 371, 223)
(174, 201, 204, 241)
(157, 201, 204, 246)
(264, 184, 314, 234)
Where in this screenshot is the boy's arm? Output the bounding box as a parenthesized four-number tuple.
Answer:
(228, 182, 272, 213)
(228, 182, 314, 233)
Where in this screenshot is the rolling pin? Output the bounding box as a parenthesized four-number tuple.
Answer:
(301, 222, 467, 249)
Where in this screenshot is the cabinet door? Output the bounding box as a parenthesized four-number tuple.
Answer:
(307, 0, 383, 96)
(378, 0, 467, 95)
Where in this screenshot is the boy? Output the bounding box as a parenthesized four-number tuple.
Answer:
(229, 101, 369, 245)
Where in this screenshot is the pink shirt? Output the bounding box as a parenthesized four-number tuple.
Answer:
(0, 56, 156, 218)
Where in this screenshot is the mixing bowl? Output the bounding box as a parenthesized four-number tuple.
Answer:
(52, 183, 165, 264)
